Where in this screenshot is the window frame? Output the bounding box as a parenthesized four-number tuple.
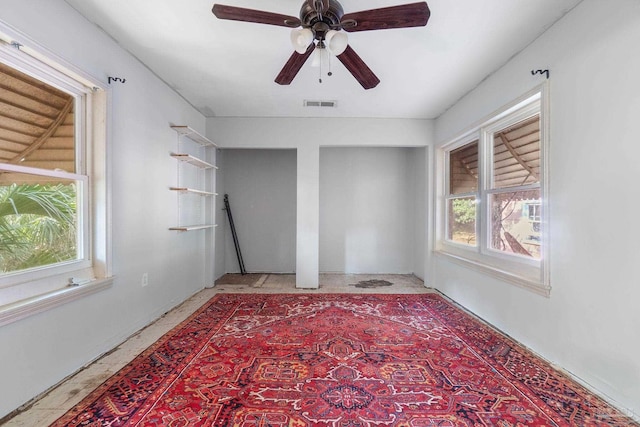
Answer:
(0, 23, 112, 325)
(436, 87, 550, 296)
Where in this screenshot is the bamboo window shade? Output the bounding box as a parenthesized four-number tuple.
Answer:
(0, 61, 75, 183)
(449, 115, 540, 199)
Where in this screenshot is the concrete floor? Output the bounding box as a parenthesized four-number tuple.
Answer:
(3, 274, 431, 426)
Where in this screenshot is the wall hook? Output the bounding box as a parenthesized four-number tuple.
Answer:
(108, 76, 126, 84)
(531, 69, 550, 79)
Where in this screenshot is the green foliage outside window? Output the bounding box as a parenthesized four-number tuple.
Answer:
(0, 183, 77, 273)
(448, 197, 476, 245)
(452, 198, 475, 226)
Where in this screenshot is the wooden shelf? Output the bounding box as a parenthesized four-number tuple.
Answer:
(169, 224, 217, 232)
(170, 153, 216, 169)
(170, 125, 217, 147)
(169, 187, 217, 196)
(169, 124, 217, 234)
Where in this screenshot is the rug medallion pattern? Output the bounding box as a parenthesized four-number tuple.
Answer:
(52, 294, 636, 426)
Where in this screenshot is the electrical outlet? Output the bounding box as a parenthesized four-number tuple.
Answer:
(141, 273, 148, 287)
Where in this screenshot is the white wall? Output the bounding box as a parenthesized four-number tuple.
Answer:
(319, 147, 425, 275)
(410, 147, 428, 279)
(207, 118, 433, 287)
(433, 0, 640, 418)
(0, 0, 211, 418)
(217, 149, 297, 274)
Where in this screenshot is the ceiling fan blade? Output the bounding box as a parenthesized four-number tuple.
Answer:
(212, 4, 301, 28)
(275, 44, 315, 85)
(341, 2, 430, 32)
(336, 45, 380, 90)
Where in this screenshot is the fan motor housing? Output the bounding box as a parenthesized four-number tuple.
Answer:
(299, 0, 344, 38)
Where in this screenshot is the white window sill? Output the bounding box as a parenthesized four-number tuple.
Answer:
(434, 250, 550, 297)
(0, 277, 113, 327)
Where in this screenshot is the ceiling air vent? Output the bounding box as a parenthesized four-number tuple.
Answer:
(304, 100, 337, 108)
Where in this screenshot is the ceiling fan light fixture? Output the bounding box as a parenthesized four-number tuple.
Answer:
(290, 28, 314, 54)
(325, 29, 348, 55)
(311, 44, 330, 67)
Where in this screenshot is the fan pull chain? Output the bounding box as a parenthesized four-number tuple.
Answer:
(319, 50, 322, 83)
(319, 46, 324, 83)
(318, 50, 332, 84)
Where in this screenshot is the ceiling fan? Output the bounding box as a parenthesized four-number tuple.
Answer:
(212, 0, 430, 89)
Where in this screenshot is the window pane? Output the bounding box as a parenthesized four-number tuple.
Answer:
(449, 140, 478, 195)
(0, 61, 76, 173)
(447, 197, 476, 246)
(489, 189, 541, 259)
(0, 172, 79, 274)
(493, 115, 539, 189)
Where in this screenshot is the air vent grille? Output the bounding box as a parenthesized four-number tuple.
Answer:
(304, 100, 337, 108)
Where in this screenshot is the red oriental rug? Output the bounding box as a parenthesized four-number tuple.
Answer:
(52, 293, 636, 426)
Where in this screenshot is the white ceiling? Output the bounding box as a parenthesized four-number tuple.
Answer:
(64, 0, 582, 119)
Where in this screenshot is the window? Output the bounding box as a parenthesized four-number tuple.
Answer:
(0, 25, 111, 325)
(438, 90, 549, 295)
(447, 141, 478, 246)
(488, 114, 541, 259)
(0, 62, 86, 275)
